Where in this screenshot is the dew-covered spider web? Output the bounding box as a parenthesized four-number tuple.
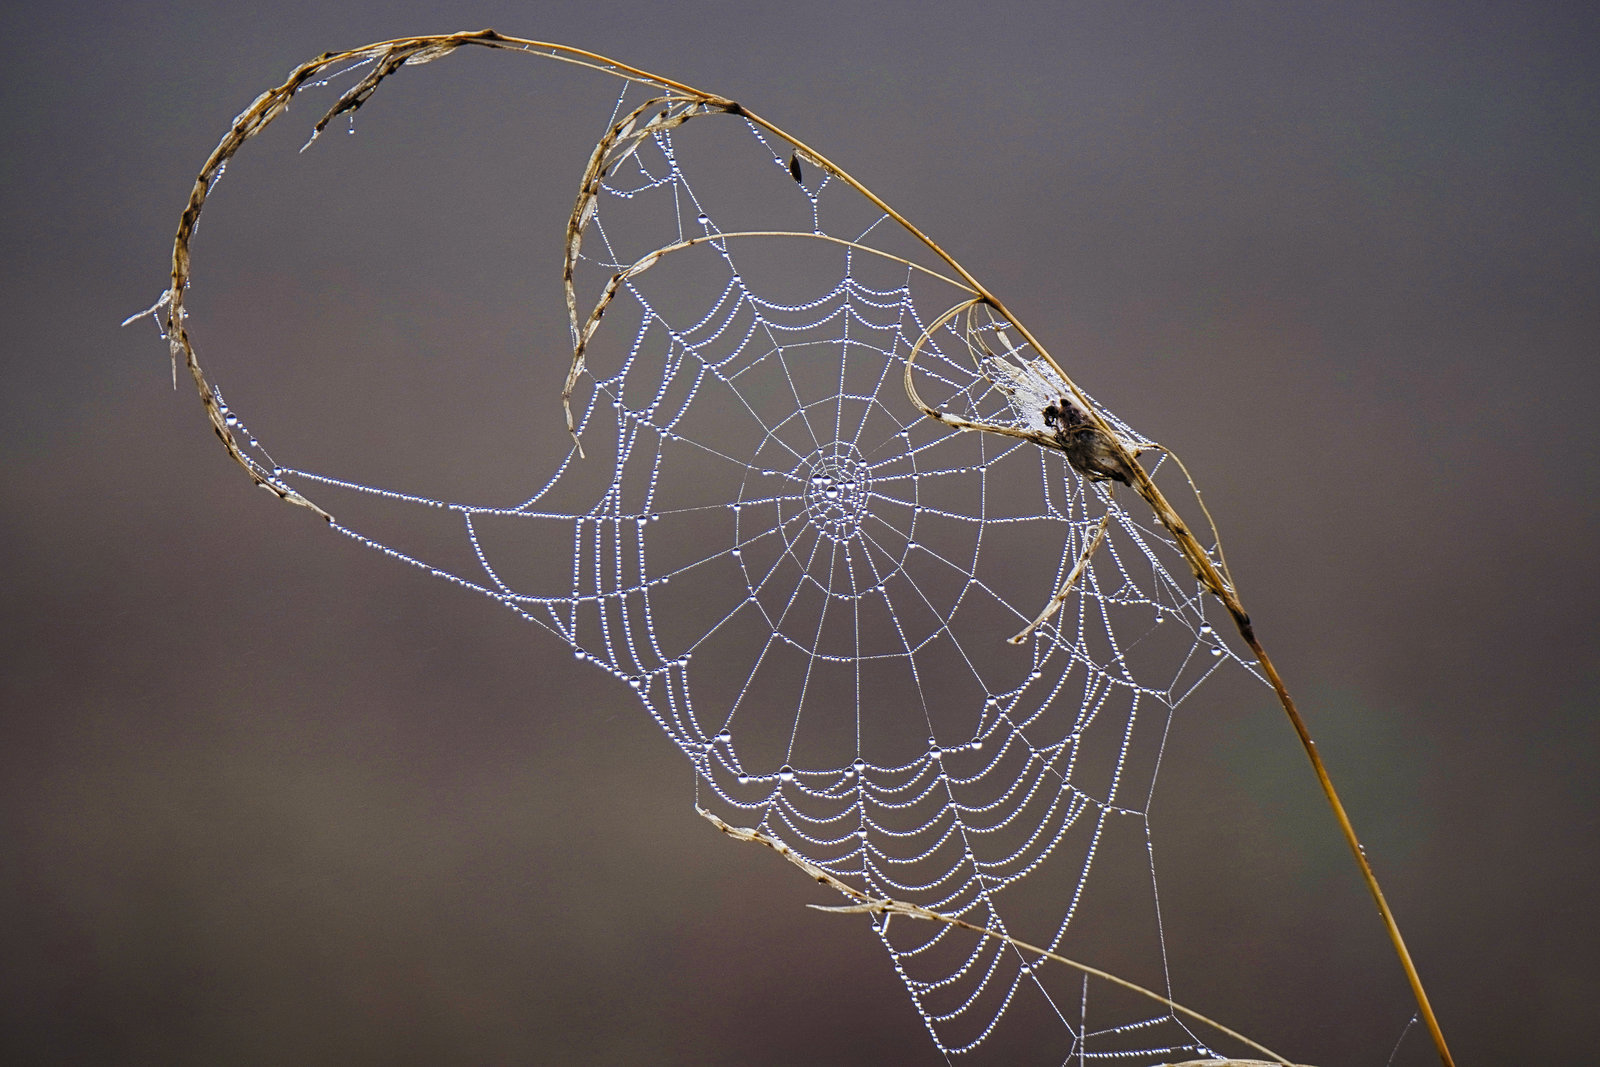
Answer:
(161, 44, 1272, 1065)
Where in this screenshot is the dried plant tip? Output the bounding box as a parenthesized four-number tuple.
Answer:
(1010, 514, 1111, 644)
(121, 290, 172, 329)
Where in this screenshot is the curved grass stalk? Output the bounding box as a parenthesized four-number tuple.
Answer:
(150, 29, 1454, 1067)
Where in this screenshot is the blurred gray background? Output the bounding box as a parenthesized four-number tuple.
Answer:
(3, 1, 1596, 1064)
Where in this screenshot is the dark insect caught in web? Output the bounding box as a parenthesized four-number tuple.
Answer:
(1042, 396, 1135, 486)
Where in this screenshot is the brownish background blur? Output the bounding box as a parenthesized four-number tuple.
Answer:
(3, 2, 1596, 1064)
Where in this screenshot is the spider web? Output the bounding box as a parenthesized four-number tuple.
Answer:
(195, 58, 1268, 1065)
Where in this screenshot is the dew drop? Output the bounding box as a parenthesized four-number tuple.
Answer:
(715, 730, 731, 744)
(779, 765, 796, 782)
